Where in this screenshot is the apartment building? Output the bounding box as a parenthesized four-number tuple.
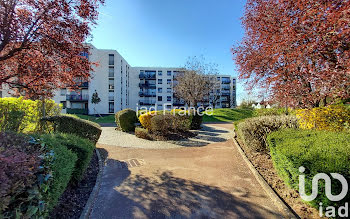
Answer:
(1, 45, 236, 114)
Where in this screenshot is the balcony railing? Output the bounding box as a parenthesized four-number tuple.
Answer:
(139, 83, 156, 89)
(139, 92, 156, 97)
(139, 100, 156, 105)
(139, 73, 156, 79)
(66, 94, 89, 101)
(222, 80, 231, 84)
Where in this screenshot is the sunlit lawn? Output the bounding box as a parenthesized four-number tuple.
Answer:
(203, 108, 254, 122)
(71, 114, 115, 124)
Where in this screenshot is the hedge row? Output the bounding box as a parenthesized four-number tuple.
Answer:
(42, 115, 102, 144)
(0, 97, 61, 133)
(236, 115, 299, 151)
(267, 129, 350, 210)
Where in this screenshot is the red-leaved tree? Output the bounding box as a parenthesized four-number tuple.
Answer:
(232, 0, 350, 108)
(0, 0, 104, 98)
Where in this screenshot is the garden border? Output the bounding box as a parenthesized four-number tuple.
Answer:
(230, 135, 300, 219)
(79, 148, 104, 219)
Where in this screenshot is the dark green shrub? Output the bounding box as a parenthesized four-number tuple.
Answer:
(135, 127, 153, 140)
(115, 109, 138, 132)
(267, 129, 350, 211)
(42, 115, 102, 144)
(40, 134, 77, 211)
(236, 115, 299, 151)
(190, 114, 202, 130)
(45, 133, 95, 182)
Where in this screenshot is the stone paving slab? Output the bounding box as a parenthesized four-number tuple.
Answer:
(90, 124, 284, 219)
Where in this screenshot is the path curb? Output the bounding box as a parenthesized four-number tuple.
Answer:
(230, 136, 299, 219)
(79, 148, 104, 219)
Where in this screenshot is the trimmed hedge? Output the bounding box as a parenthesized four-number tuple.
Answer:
(44, 133, 95, 182)
(42, 115, 102, 144)
(190, 114, 202, 130)
(267, 129, 350, 210)
(40, 134, 77, 212)
(253, 108, 291, 117)
(139, 111, 164, 130)
(115, 109, 137, 132)
(236, 115, 299, 151)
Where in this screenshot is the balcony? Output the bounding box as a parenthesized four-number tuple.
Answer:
(221, 92, 230, 96)
(139, 100, 156, 105)
(139, 83, 156, 89)
(66, 94, 89, 101)
(139, 73, 156, 79)
(222, 80, 231, 84)
(139, 92, 156, 97)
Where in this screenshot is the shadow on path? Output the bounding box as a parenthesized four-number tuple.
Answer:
(91, 156, 282, 219)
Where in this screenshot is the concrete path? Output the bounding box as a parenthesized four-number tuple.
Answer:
(90, 124, 284, 219)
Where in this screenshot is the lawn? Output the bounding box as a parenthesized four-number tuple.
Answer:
(70, 114, 115, 124)
(203, 108, 254, 122)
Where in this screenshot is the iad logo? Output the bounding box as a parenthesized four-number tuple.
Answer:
(298, 166, 349, 217)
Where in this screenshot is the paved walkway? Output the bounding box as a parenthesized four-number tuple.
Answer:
(90, 124, 284, 219)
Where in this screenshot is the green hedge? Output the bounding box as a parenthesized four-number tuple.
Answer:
(267, 129, 350, 210)
(39, 134, 77, 212)
(44, 133, 95, 182)
(252, 108, 292, 117)
(0, 97, 61, 133)
(42, 115, 102, 144)
(115, 109, 137, 132)
(236, 115, 299, 151)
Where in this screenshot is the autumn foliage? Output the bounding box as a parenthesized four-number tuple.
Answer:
(232, 0, 350, 108)
(0, 0, 104, 98)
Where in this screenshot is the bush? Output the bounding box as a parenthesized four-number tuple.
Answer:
(296, 105, 350, 131)
(115, 109, 137, 132)
(42, 115, 102, 144)
(267, 129, 350, 210)
(39, 134, 77, 212)
(253, 108, 291, 117)
(150, 114, 174, 135)
(190, 114, 202, 129)
(0, 97, 61, 133)
(139, 111, 164, 130)
(236, 115, 299, 151)
(135, 127, 153, 140)
(44, 133, 95, 182)
(0, 132, 55, 218)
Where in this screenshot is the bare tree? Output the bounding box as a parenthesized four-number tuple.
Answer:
(174, 56, 219, 108)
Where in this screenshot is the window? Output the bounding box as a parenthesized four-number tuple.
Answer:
(109, 92, 114, 101)
(60, 89, 67, 96)
(60, 101, 66, 109)
(167, 88, 172, 93)
(158, 79, 162, 84)
(167, 79, 171, 85)
(109, 67, 114, 77)
(109, 102, 114, 113)
(109, 54, 114, 65)
(167, 96, 172, 101)
(158, 71, 162, 76)
(158, 88, 162, 93)
(167, 71, 172, 76)
(109, 79, 114, 90)
(158, 96, 162, 101)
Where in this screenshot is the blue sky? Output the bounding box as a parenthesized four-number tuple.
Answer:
(90, 0, 247, 104)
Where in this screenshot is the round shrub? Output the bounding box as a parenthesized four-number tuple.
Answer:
(190, 114, 203, 130)
(139, 111, 164, 130)
(150, 114, 173, 135)
(115, 109, 137, 132)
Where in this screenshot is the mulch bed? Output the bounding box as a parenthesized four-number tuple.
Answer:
(50, 150, 99, 219)
(234, 135, 322, 219)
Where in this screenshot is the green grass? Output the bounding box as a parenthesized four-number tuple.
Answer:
(203, 108, 254, 122)
(68, 114, 115, 124)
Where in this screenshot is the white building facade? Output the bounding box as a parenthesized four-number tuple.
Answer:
(1, 45, 237, 114)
